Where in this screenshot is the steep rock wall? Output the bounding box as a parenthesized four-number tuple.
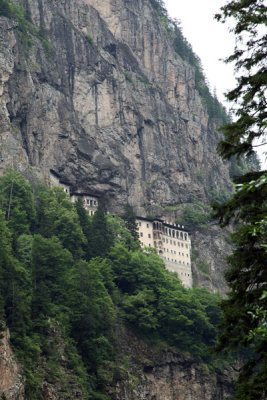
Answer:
(0, 329, 24, 399)
(110, 325, 235, 400)
(0, 0, 232, 292)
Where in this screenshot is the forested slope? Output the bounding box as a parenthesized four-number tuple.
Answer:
(0, 170, 232, 399)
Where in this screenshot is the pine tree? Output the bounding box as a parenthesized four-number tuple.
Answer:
(214, 1, 267, 398)
(121, 203, 139, 247)
(91, 205, 112, 258)
(75, 198, 93, 260)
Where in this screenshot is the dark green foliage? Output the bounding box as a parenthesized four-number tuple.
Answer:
(75, 198, 93, 260)
(176, 202, 212, 229)
(121, 203, 140, 248)
(0, 170, 224, 397)
(213, 172, 267, 399)
(215, 0, 267, 160)
(91, 205, 113, 258)
(0, 0, 12, 17)
(109, 244, 220, 362)
(213, 1, 267, 392)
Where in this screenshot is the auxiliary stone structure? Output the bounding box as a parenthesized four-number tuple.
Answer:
(136, 216, 192, 288)
(69, 193, 99, 216)
(49, 170, 99, 216)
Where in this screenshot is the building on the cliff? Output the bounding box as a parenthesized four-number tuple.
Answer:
(69, 193, 99, 216)
(49, 170, 99, 215)
(49, 170, 71, 194)
(136, 217, 192, 288)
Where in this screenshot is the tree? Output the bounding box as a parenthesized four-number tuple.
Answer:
(121, 203, 139, 247)
(214, 1, 267, 398)
(91, 205, 112, 258)
(75, 198, 93, 261)
(215, 0, 267, 159)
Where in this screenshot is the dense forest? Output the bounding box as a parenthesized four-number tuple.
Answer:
(0, 170, 223, 399)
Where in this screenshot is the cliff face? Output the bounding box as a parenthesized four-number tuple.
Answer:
(0, 329, 24, 399)
(110, 325, 235, 400)
(0, 0, 232, 292)
(0, 324, 235, 400)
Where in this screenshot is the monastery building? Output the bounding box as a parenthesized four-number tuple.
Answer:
(136, 216, 192, 288)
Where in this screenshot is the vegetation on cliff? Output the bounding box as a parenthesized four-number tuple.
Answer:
(148, 0, 228, 123)
(0, 170, 223, 399)
(213, 0, 267, 398)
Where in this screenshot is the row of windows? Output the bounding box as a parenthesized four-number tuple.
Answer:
(163, 238, 188, 248)
(164, 227, 187, 240)
(138, 222, 188, 241)
(163, 248, 189, 257)
(170, 269, 191, 278)
(139, 232, 189, 249)
(139, 232, 151, 238)
(163, 257, 190, 266)
(85, 199, 98, 206)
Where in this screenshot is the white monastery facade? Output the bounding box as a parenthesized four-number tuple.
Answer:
(136, 216, 192, 288)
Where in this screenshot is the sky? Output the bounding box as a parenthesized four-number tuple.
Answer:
(164, 0, 236, 105)
(164, 0, 267, 168)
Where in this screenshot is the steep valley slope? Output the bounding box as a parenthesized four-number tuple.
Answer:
(0, 1, 243, 398)
(0, 0, 235, 293)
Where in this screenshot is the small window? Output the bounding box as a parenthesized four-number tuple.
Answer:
(94, 200, 97, 205)
(90, 200, 93, 206)
(148, 234, 151, 238)
(166, 239, 168, 244)
(170, 240, 172, 245)
(147, 223, 149, 228)
(87, 199, 89, 204)
(140, 232, 143, 237)
(139, 222, 141, 226)
(148, 244, 151, 247)
(173, 241, 176, 245)
(181, 243, 184, 247)
(186, 244, 188, 248)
